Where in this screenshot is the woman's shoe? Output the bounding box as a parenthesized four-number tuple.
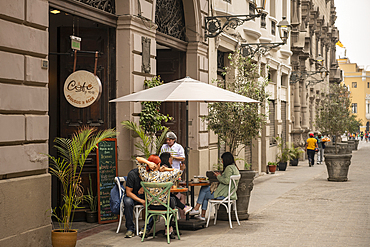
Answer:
(184, 206, 193, 215)
(189, 209, 200, 215)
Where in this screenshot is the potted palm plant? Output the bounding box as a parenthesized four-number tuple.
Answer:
(48, 127, 116, 247)
(288, 143, 304, 166)
(85, 174, 98, 223)
(275, 137, 290, 171)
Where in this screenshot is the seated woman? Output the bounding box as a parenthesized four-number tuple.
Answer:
(189, 152, 240, 220)
(136, 155, 181, 236)
(159, 152, 192, 215)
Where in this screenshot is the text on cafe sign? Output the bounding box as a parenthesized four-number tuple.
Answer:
(64, 70, 102, 108)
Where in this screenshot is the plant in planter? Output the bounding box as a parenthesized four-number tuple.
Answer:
(202, 51, 268, 220)
(316, 83, 354, 181)
(85, 174, 98, 223)
(267, 161, 278, 173)
(275, 137, 290, 171)
(288, 143, 304, 166)
(48, 127, 116, 246)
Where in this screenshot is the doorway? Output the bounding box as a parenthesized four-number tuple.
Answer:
(49, 9, 116, 219)
(156, 45, 186, 147)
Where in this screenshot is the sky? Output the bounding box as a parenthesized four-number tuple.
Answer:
(334, 1, 370, 69)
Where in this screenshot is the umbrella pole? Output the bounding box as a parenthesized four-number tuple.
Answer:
(185, 100, 189, 205)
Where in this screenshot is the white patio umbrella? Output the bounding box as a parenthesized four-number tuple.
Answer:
(110, 76, 259, 203)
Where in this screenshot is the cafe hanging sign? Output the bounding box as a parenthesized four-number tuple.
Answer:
(64, 70, 102, 108)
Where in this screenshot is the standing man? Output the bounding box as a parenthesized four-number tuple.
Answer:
(305, 133, 318, 167)
(315, 133, 323, 165)
(160, 132, 185, 170)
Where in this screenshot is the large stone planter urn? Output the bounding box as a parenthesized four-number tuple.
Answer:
(353, 139, 359, 150)
(324, 154, 352, 181)
(215, 170, 257, 221)
(325, 143, 351, 154)
(342, 140, 355, 151)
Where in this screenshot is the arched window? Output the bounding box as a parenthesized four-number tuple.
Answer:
(155, 0, 186, 41)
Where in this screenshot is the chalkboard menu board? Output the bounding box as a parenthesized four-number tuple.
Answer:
(96, 138, 118, 224)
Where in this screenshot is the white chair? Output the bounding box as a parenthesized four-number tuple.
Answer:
(206, 174, 241, 229)
(114, 177, 144, 235)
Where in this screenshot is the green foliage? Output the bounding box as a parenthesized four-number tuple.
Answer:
(121, 120, 168, 158)
(213, 159, 223, 171)
(139, 76, 173, 135)
(268, 161, 278, 166)
(85, 174, 97, 212)
(287, 143, 304, 160)
(275, 136, 290, 163)
(203, 51, 269, 154)
(316, 84, 356, 153)
(48, 127, 116, 232)
(347, 115, 362, 134)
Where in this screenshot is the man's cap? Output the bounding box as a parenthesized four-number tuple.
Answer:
(166, 131, 177, 140)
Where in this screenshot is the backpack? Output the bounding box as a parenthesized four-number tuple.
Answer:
(109, 177, 125, 215)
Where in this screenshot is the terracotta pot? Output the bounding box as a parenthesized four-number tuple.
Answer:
(268, 165, 276, 173)
(52, 229, 77, 247)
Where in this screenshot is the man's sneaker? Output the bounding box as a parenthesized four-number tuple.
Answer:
(125, 230, 135, 238)
(189, 209, 200, 215)
(139, 229, 149, 238)
(184, 205, 193, 215)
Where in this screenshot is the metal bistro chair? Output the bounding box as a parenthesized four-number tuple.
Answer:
(114, 176, 144, 235)
(206, 174, 241, 229)
(141, 181, 180, 244)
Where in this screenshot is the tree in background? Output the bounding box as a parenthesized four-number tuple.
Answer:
(203, 52, 269, 155)
(316, 83, 355, 153)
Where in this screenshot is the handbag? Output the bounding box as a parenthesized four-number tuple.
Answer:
(314, 148, 319, 152)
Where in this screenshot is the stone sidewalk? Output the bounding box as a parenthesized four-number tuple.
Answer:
(76, 141, 370, 247)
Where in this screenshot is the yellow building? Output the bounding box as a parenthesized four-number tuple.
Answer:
(338, 58, 370, 132)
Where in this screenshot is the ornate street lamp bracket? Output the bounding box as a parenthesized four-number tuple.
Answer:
(205, 14, 261, 38)
(240, 42, 285, 57)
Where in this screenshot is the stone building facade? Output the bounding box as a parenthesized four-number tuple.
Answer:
(289, 0, 341, 150)
(207, 0, 292, 173)
(0, 0, 51, 245)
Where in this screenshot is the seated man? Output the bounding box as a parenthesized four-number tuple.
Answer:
(123, 166, 153, 238)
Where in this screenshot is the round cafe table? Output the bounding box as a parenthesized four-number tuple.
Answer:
(170, 187, 189, 193)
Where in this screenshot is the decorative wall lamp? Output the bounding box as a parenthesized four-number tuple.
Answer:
(240, 17, 291, 57)
(204, 0, 266, 38)
(290, 55, 329, 84)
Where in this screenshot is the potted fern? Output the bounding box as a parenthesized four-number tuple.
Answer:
(48, 127, 116, 247)
(85, 174, 98, 223)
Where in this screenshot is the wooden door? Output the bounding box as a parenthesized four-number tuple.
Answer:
(157, 48, 186, 147)
(53, 27, 115, 219)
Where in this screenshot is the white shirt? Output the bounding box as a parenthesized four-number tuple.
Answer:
(160, 142, 185, 170)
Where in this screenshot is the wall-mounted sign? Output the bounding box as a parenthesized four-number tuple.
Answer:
(64, 70, 102, 108)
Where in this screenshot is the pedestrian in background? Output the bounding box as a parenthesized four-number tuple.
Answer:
(315, 133, 323, 165)
(305, 133, 318, 167)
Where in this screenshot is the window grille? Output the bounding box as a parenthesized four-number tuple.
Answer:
(75, 0, 115, 14)
(155, 0, 186, 41)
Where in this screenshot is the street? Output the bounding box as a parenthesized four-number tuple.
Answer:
(76, 141, 370, 247)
